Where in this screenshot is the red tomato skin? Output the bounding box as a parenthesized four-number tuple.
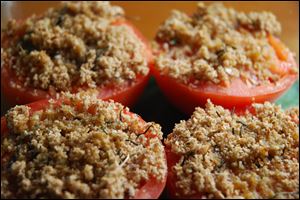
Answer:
(1, 64, 150, 108)
(165, 148, 180, 199)
(1, 21, 152, 108)
(133, 152, 167, 199)
(165, 149, 202, 199)
(152, 65, 297, 115)
(151, 35, 298, 115)
(1, 98, 167, 199)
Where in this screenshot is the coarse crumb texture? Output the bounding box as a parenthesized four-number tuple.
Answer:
(154, 3, 297, 86)
(285, 107, 299, 122)
(165, 100, 299, 199)
(1, 1, 149, 91)
(1, 93, 166, 199)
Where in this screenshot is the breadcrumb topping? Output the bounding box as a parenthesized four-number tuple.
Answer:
(154, 3, 297, 87)
(1, 2, 149, 91)
(165, 100, 299, 198)
(1, 93, 166, 198)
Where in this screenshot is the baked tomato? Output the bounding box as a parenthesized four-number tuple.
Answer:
(1, 96, 167, 199)
(164, 101, 299, 199)
(152, 2, 298, 115)
(152, 35, 298, 115)
(1, 20, 152, 108)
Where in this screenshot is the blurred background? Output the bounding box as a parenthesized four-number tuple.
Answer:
(1, 1, 299, 131)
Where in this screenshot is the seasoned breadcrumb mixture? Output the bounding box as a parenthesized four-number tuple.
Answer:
(1, 93, 166, 198)
(154, 3, 297, 86)
(165, 101, 299, 199)
(1, 2, 149, 91)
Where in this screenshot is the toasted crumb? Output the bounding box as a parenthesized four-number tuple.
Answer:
(285, 107, 299, 123)
(154, 3, 297, 87)
(165, 100, 299, 198)
(1, 2, 149, 92)
(1, 93, 166, 199)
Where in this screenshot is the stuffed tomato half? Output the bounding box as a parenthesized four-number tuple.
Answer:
(165, 100, 299, 199)
(1, 93, 167, 199)
(1, 1, 152, 108)
(152, 3, 298, 114)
